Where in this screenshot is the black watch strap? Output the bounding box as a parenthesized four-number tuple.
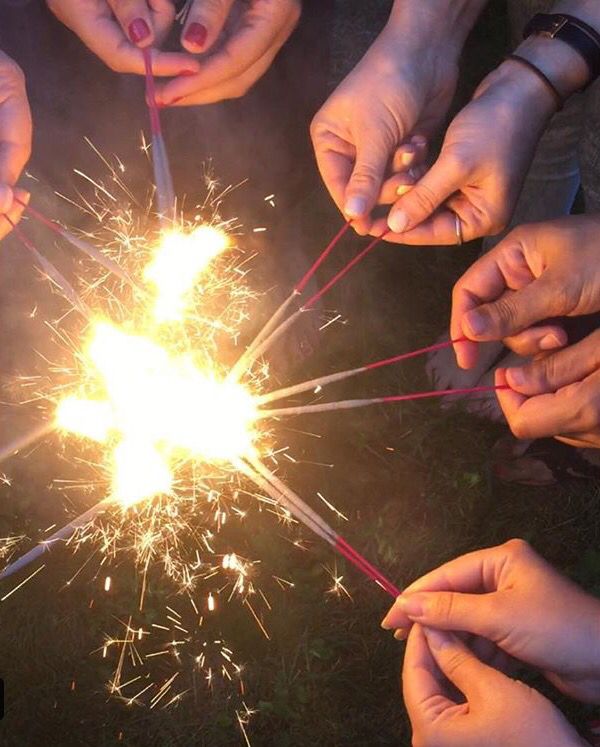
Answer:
(524, 13, 600, 85)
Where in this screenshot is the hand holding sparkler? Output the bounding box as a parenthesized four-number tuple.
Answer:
(311, 0, 480, 235)
(451, 216, 600, 447)
(156, 0, 300, 106)
(0, 51, 31, 239)
(47, 0, 200, 76)
(402, 624, 587, 747)
(384, 539, 600, 704)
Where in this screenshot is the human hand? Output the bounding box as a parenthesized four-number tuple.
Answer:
(403, 624, 586, 747)
(155, 0, 301, 107)
(0, 52, 32, 241)
(494, 331, 600, 447)
(47, 0, 200, 76)
(311, 22, 458, 235)
(451, 216, 600, 370)
(375, 59, 559, 245)
(384, 539, 600, 704)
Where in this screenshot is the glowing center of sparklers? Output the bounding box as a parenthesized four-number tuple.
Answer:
(144, 225, 230, 322)
(55, 225, 258, 508)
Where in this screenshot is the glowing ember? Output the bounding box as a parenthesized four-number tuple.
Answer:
(55, 224, 258, 508)
(144, 225, 230, 322)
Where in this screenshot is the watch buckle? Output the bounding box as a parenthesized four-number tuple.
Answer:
(542, 16, 568, 39)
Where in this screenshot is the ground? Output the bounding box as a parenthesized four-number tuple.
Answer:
(1, 3, 600, 746)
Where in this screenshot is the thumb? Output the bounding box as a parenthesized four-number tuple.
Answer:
(423, 628, 501, 700)
(462, 277, 560, 342)
(181, 0, 236, 53)
(395, 591, 503, 642)
(344, 137, 392, 220)
(505, 329, 600, 395)
(387, 154, 461, 234)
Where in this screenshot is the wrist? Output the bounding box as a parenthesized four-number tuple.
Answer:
(515, 35, 590, 99)
(478, 59, 558, 123)
(388, 0, 489, 61)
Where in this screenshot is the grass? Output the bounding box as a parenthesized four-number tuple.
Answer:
(2, 3, 600, 746)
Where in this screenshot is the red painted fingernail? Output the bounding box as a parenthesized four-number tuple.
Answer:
(179, 69, 196, 77)
(128, 18, 150, 44)
(184, 22, 207, 48)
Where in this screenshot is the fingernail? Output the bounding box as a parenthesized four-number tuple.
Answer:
(401, 151, 414, 167)
(388, 210, 408, 234)
(396, 184, 412, 197)
(506, 367, 524, 387)
(424, 628, 451, 651)
(394, 629, 408, 641)
(539, 333, 562, 350)
(345, 196, 367, 218)
(128, 18, 151, 44)
(179, 69, 197, 77)
(464, 310, 486, 337)
(185, 22, 208, 48)
(381, 612, 394, 630)
(397, 594, 424, 618)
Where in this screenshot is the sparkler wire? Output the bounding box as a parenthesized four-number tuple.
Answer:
(258, 385, 508, 419)
(14, 197, 141, 291)
(0, 496, 112, 581)
(241, 458, 400, 597)
(4, 215, 91, 318)
(142, 48, 175, 222)
(257, 338, 467, 405)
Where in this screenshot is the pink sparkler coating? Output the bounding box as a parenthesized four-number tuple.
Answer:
(294, 222, 351, 294)
(335, 537, 400, 598)
(302, 233, 387, 310)
(142, 48, 161, 137)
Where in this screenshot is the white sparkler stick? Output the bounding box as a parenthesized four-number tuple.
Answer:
(228, 289, 299, 381)
(0, 496, 112, 581)
(15, 199, 141, 292)
(0, 422, 54, 465)
(242, 457, 336, 543)
(256, 363, 368, 406)
(257, 386, 504, 420)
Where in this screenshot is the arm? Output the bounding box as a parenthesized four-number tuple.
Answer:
(381, 0, 600, 244)
(310, 0, 488, 234)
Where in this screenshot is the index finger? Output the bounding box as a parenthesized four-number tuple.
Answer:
(72, 13, 199, 76)
(158, 5, 297, 103)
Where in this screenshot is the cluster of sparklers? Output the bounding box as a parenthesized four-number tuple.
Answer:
(0, 49, 502, 738)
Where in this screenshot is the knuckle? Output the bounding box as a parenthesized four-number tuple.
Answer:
(412, 182, 441, 215)
(431, 593, 455, 624)
(443, 649, 469, 678)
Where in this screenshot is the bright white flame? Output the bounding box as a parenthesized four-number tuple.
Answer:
(57, 321, 258, 508)
(144, 225, 229, 322)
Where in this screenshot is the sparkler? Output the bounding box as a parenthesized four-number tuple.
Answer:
(0, 60, 506, 734)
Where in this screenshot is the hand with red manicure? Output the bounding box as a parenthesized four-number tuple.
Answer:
(47, 0, 201, 76)
(450, 216, 600, 446)
(0, 51, 32, 241)
(154, 0, 301, 107)
(402, 623, 589, 747)
(385, 539, 600, 707)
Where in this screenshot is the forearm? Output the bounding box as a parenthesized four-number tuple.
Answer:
(388, 0, 489, 58)
(512, 0, 600, 99)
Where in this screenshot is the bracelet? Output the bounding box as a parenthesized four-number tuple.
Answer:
(505, 54, 564, 111)
(524, 13, 600, 87)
